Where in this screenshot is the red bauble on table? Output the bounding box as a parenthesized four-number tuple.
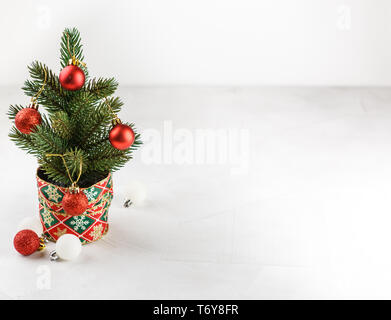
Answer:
(62, 191, 88, 216)
(15, 107, 42, 134)
(59, 65, 85, 91)
(14, 229, 41, 256)
(109, 123, 135, 150)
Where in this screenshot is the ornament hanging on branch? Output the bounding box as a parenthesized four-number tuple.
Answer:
(59, 33, 86, 91)
(14, 229, 46, 256)
(109, 118, 135, 150)
(46, 153, 88, 216)
(15, 106, 42, 134)
(62, 190, 88, 216)
(98, 93, 135, 150)
(14, 68, 47, 134)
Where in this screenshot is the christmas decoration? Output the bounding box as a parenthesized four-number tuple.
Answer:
(38, 172, 112, 244)
(17, 216, 43, 236)
(51, 234, 82, 261)
(59, 64, 85, 91)
(14, 229, 44, 256)
(14, 68, 47, 134)
(123, 180, 147, 207)
(7, 27, 141, 246)
(62, 191, 88, 216)
(59, 32, 85, 91)
(98, 93, 135, 151)
(15, 106, 42, 134)
(46, 153, 88, 216)
(109, 121, 135, 150)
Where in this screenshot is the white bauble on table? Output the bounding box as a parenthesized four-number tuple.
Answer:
(123, 180, 147, 207)
(55, 234, 82, 260)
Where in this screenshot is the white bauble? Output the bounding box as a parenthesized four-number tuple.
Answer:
(56, 234, 82, 260)
(124, 180, 147, 207)
(17, 216, 43, 235)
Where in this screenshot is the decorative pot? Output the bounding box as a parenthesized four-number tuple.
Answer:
(36, 169, 113, 244)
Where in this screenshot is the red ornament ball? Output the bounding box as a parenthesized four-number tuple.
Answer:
(62, 191, 88, 216)
(14, 229, 40, 256)
(15, 107, 42, 134)
(59, 65, 85, 91)
(109, 124, 135, 150)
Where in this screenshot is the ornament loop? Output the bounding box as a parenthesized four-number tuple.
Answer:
(38, 237, 46, 251)
(123, 198, 133, 208)
(112, 117, 122, 126)
(66, 33, 86, 68)
(30, 102, 39, 110)
(69, 182, 80, 194)
(49, 250, 59, 261)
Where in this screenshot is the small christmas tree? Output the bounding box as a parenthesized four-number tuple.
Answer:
(7, 27, 141, 188)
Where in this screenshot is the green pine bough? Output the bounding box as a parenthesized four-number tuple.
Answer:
(7, 27, 142, 187)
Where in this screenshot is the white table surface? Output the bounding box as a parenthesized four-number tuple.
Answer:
(1, 86, 391, 299)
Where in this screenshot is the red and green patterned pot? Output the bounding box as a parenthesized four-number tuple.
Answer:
(37, 169, 113, 244)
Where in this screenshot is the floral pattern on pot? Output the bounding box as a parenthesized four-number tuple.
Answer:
(37, 170, 113, 244)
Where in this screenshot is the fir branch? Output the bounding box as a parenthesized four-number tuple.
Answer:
(83, 77, 118, 98)
(28, 61, 64, 96)
(40, 158, 71, 185)
(7, 104, 24, 120)
(87, 142, 132, 173)
(103, 96, 123, 114)
(51, 111, 72, 140)
(66, 91, 96, 123)
(76, 97, 123, 148)
(9, 127, 40, 156)
(60, 27, 88, 79)
(63, 148, 87, 181)
(22, 61, 67, 113)
(30, 124, 68, 154)
(42, 148, 87, 186)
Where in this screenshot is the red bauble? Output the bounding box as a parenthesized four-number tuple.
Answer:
(62, 191, 88, 216)
(14, 229, 40, 256)
(15, 107, 42, 134)
(59, 65, 85, 91)
(109, 124, 135, 150)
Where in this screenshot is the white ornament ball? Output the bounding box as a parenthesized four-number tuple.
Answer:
(124, 180, 147, 206)
(17, 216, 43, 236)
(56, 234, 82, 260)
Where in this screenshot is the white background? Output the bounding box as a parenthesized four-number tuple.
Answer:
(1, 0, 391, 86)
(1, 0, 391, 300)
